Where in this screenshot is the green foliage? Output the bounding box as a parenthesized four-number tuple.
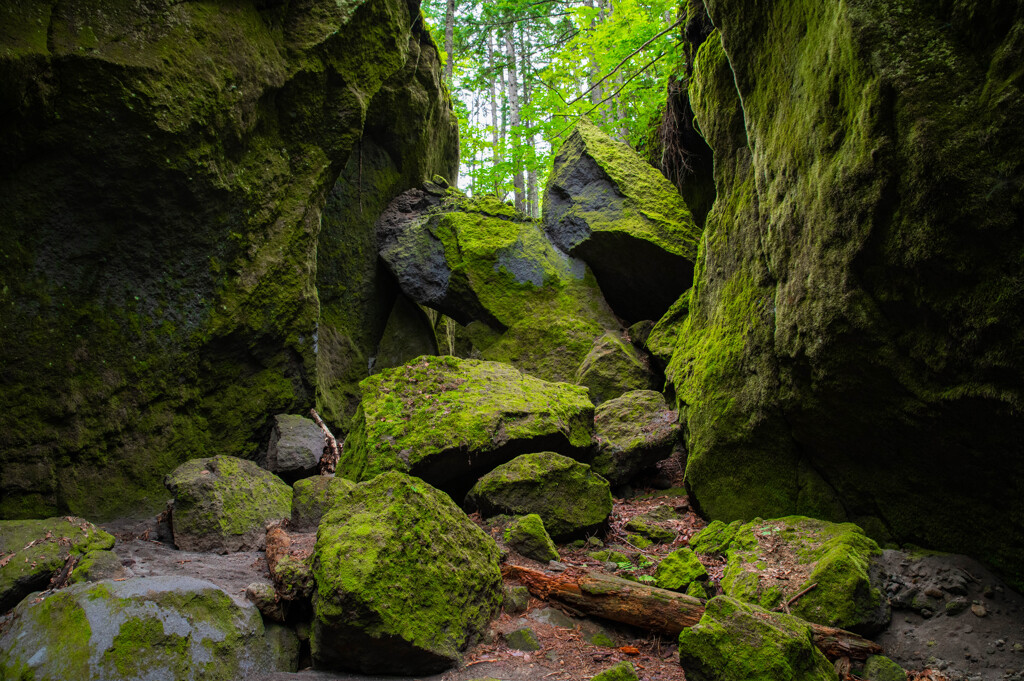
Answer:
(421, 0, 682, 200)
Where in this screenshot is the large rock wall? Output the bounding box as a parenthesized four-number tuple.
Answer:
(0, 0, 457, 519)
(671, 0, 1024, 585)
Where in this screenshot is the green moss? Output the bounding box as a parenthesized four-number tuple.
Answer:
(574, 333, 656, 405)
(688, 520, 743, 555)
(646, 290, 690, 366)
(589, 549, 630, 564)
(655, 548, 708, 591)
(504, 514, 560, 563)
(0, 589, 93, 680)
(678, 596, 836, 681)
(861, 655, 906, 681)
(624, 518, 675, 544)
(105, 616, 190, 678)
(591, 661, 638, 681)
(625, 534, 653, 550)
(505, 627, 541, 651)
(338, 356, 594, 495)
(291, 475, 357, 530)
(686, 580, 709, 600)
(311, 471, 502, 673)
(466, 452, 612, 541)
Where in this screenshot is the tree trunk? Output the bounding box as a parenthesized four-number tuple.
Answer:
(503, 565, 884, 662)
(518, 25, 539, 217)
(487, 31, 502, 197)
(443, 0, 455, 87)
(585, 0, 602, 113)
(504, 30, 525, 212)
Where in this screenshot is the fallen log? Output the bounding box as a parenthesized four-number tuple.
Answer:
(502, 565, 882, 661)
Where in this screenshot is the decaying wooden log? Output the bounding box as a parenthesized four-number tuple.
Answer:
(310, 408, 341, 474)
(503, 565, 883, 661)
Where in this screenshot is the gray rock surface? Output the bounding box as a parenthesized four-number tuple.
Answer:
(263, 415, 325, 482)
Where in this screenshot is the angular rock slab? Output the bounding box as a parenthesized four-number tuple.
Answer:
(164, 455, 291, 552)
(378, 187, 621, 383)
(290, 475, 357, 531)
(466, 452, 613, 541)
(592, 389, 679, 485)
(504, 514, 560, 563)
(0, 516, 114, 613)
(678, 596, 837, 681)
(690, 516, 890, 634)
(311, 471, 502, 674)
(0, 576, 279, 681)
(262, 414, 325, 482)
(339, 356, 595, 497)
(543, 118, 701, 323)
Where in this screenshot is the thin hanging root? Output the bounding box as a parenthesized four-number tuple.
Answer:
(310, 408, 341, 474)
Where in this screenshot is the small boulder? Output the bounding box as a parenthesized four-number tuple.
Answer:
(690, 516, 890, 634)
(624, 517, 675, 544)
(311, 472, 502, 674)
(504, 514, 560, 563)
(0, 516, 114, 613)
(592, 390, 679, 486)
(591, 661, 639, 681)
(466, 452, 612, 541)
(678, 596, 836, 681)
(861, 655, 906, 681)
(340, 356, 594, 498)
(69, 549, 130, 584)
(290, 475, 357, 531)
(575, 334, 657, 405)
(262, 414, 325, 482)
(655, 548, 708, 591)
(164, 455, 292, 552)
(0, 576, 279, 680)
(543, 118, 701, 323)
(502, 584, 530, 614)
(504, 627, 541, 651)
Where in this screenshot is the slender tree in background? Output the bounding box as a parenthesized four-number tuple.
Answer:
(421, 0, 681, 201)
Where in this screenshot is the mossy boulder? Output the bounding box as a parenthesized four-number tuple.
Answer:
(164, 455, 292, 552)
(261, 414, 325, 483)
(378, 187, 622, 384)
(504, 627, 542, 651)
(862, 655, 906, 681)
(624, 517, 675, 544)
(690, 516, 890, 634)
(677, 596, 836, 681)
(591, 661, 639, 681)
(543, 117, 701, 323)
(672, 0, 1024, 587)
(655, 548, 708, 591)
(290, 475, 357, 531)
(339, 356, 595, 497)
(69, 549, 129, 585)
(0, 516, 114, 613)
(504, 514, 560, 563)
(575, 333, 658, 405)
(311, 471, 503, 674)
(592, 390, 679, 485)
(0, 576, 280, 680)
(0, 0, 457, 522)
(466, 452, 613, 541)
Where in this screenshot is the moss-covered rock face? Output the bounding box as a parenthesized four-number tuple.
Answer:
(504, 514, 560, 563)
(290, 475, 357, 531)
(690, 516, 890, 634)
(0, 0, 457, 522)
(591, 660, 639, 681)
(339, 356, 595, 497)
(655, 548, 708, 591)
(465, 452, 613, 541)
(670, 1, 1024, 586)
(0, 516, 114, 613)
(378, 187, 622, 384)
(543, 118, 701, 323)
(592, 390, 679, 485)
(311, 471, 503, 674)
(677, 596, 837, 681)
(574, 333, 658, 405)
(373, 294, 440, 374)
(69, 549, 129, 585)
(0, 576, 280, 680)
(164, 455, 291, 552)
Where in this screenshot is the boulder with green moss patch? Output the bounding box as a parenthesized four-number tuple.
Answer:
(0, 576, 281, 680)
(261, 415, 325, 483)
(0, 516, 114, 613)
(0, 0, 457, 523)
(678, 596, 836, 681)
(861, 655, 906, 681)
(504, 514, 560, 563)
(466, 452, 612, 541)
(655, 548, 708, 591)
(312, 471, 502, 674)
(592, 390, 679, 485)
(591, 661, 639, 681)
(669, 0, 1024, 587)
(69, 550, 129, 585)
(378, 188, 622, 383)
(543, 118, 701, 323)
(575, 334, 658, 405)
(290, 475, 357, 531)
(624, 517, 676, 544)
(339, 356, 594, 497)
(164, 455, 292, 552)
(691, 516, 889, 634)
